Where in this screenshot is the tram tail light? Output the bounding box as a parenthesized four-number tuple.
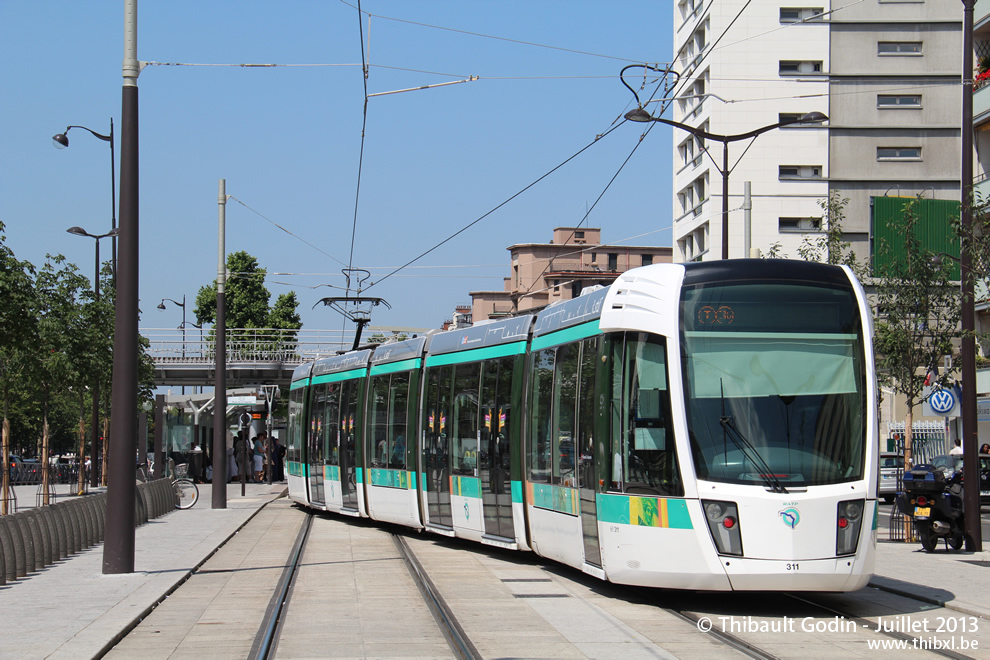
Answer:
(836, 499, 865, 556)
(702, 500, 743, 556)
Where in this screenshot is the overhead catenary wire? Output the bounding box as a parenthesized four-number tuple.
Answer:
(338, 0, 655, 64)
(228, 196, 347, 267)
(361, 120, 631, 295)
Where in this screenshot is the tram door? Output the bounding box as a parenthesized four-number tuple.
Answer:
(482, 357, 515, 539)
(308, 384, 327, 506)
(423, 367, 453, 527)
(578, 337, 602, 566)
(340, 379, 360, 510)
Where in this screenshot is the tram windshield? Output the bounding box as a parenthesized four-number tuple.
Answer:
(680, 279, 866, 488)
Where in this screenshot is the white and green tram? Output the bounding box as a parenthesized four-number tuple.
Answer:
(286, 260, 878, 591)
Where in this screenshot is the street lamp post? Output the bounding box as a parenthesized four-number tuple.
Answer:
(53, 122, 117, 278)
(104, 0, 140, 575)
(158, 296, 187, 394)
(624, 108, 829, 259)
(960, 0, 982, 552)
(67, 226, 119, 488)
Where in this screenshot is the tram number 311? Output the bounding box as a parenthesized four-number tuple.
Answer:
(786, 563, 800, 571)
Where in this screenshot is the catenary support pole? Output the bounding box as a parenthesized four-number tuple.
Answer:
(213, 179, 228, 509)
(104, 0, 139, 574)
(960, 0, 982, 552)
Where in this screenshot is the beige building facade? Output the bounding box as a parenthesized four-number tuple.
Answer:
(470, 227, 672, 321)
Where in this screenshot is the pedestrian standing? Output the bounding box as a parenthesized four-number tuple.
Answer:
(272, 437, 286, 481)
(253, 431, 267, 482)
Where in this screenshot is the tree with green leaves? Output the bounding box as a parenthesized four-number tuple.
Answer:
(0, 222, 37, 513)
(194, 251, 302, 358)
(796, 192, 870, 279)
(33, 254, 88, 503)
(873, 197, 962, 470)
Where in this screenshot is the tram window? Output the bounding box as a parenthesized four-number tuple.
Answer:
(553, 343, 580, 486)
(308, 384, 328, 465)
(610, 333, 683, 496)
(324, 383, 340, 466)
(422, 368, 450, 482)
(389, 372, 410, 469)
(288, 387, 304, 463)
(529, 348, 555, 484)
(341, 380, 360, 467)
(369, 376, 390, 467)
(452, 362, 481, 476)
(578, 337, 600, 492)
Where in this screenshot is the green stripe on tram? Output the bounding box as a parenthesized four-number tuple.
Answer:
(596, 493, 693, 529)
(290, 380, 308, 391)
(426, 342, 526, 367)
(511, 480, 522, 504)
(531, 320, 601, 351)
(451, 475, 481, 498)
(369, 468, 413, 489)
(311, 367, 367, 385)
(370, 358, 421, 376)
(530, 483, 579, 515)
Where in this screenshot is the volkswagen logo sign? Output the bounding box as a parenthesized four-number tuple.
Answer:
(929, 388, 955, 414)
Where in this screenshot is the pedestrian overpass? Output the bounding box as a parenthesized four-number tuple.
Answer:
(144, 326, 425, 389)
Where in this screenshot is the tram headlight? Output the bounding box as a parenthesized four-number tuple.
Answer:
(836, 499, 865, 556)
(702, 500, 743, 556)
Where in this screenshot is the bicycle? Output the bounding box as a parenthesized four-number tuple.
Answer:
(139, 458, 199, 509)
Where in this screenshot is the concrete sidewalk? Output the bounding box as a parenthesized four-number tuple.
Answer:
(872, 538, 990, 620)
(0, 481, 283, 660)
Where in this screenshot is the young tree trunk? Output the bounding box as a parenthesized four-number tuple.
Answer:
(42, 416, 50, 506)
(2, 416, 10, 516)
(903, 398, 914, 542)
(78, 394, 86, 496)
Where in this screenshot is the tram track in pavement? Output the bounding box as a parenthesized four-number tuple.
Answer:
(250, 509, 314, 660)
(249, 510, 480, 660)
(109, 499, 986, 659)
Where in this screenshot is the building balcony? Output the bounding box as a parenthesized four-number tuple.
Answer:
(977, 0, 990, 32)
(974, 82, 990, 128)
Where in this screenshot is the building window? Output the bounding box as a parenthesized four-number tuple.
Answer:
(590, 252, 596, 263)
(642, 254, 653, 266)
(878, 41, 922, 55)
(878, 94, 921, 108)
(779, 217, 822, 232)
(779, 165, 823, 179)
(877, 147, 921, 161)
(780, 60, 823, 75)
(608, 253, 618, 271)
(779, 7, 824, 23)
(574, 230, 585, 240)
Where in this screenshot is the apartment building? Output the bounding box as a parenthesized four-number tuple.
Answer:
(469, 227, 671, 321)
(672, 0, 961, 263)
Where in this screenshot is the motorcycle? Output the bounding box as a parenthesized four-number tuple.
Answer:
(895, 462, 966, 552)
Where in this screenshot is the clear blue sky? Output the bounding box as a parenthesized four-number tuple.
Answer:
(1, 1, 673, 335)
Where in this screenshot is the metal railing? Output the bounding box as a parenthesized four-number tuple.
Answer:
(886, 421, 948, 464)
(143, 327, 356, 365)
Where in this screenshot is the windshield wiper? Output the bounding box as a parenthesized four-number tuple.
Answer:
(719, 381, 788, 494)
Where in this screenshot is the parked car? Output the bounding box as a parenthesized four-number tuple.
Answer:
(878, 451, 904, 503)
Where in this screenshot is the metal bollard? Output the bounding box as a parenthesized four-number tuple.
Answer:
(0, 517, 18, 581)
(63, 500, 83, 554)
(37, 508, 60, 566)
(80, 497, 97, 548)
(49, 504, 70, 560)
(24, 509, 51, 568)
(93, 493, 107, 540)
(11, 513, 35, 575)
